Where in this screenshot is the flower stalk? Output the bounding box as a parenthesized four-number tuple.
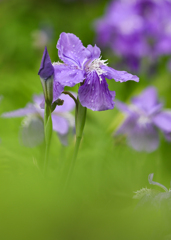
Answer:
(43, 102, 53, 175)
(65, 98, 87, 188)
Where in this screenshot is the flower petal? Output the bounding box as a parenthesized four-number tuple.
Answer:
(19, 116, 44, 148)
(57, 133, 69, 146)
(115, 100, 133, 114)
(115, 115, 138, 135)
(164, 131, 171, 142)
(1, 104, 37, 118)
(51, 114, 69, 134)
(102, 65, 139, 82)
(78, 71, 115, 111)
(38, 46, 54, 80)
(152, 111, 171, 132)
(56, 32, 90, 68)
(86, 44, 101, 60)
(53, 63, 84, 87)
(131, 87, 160, 113)
(33, 94, 44, 105)
(128, 123, 159, 152)
(53, 80, 64, 101)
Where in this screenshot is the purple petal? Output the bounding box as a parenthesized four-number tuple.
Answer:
(152, 111, 171, 132)
(131, 87, 160, 113)
(164, 131, 171, 142)
(57, 133, 69, 146)
(2, 104, 37, 118)
(38, 46, 54, 80)
(128, 123, 159, 152)
(54, 93, 76, 113)
(86, 44, 101, 60)
(20, 116, 44, 148)
(78, 72, 115, 111)
(33, 94, 44, 105)
(53, 80, 64, 101)
(51, 114, 69, 135)
(56, 32, 91, 68)
(53, 63, 84, 87)
(115, 100, 133, 114)
(115, 115, 138, 135)
(102, 65, 139, 82)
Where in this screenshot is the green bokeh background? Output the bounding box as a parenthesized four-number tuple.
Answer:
(0, 0, 171, 239)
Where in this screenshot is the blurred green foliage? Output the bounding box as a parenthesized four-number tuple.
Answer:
(0, 0, 171, 239)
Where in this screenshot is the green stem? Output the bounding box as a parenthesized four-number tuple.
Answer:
(44, 142, 50, 175)
(64, 136, 81, 187)
(65, 98, 87, 188)
(43, 103, 52, 176)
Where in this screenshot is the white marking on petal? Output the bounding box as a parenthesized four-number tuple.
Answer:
(129, 104, 151, 127)
(52, 61, 63, 66)
(85, 57, 108, 83)
(137, 115, 151, 127)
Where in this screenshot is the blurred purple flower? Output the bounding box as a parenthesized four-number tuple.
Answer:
(53, 32, 139, 111)
(31, 24, 53, 50)
(115, 87, 171, 152)
(94, 0, 171, 71)
(2, 93, 75, 146)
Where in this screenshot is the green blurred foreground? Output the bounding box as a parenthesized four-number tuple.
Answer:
(0, 0, 171, 239)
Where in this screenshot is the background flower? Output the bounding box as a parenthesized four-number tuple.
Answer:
(115, 87, 171, 152)
(2, 93, 75, 147)
(94, 0, 171, 72)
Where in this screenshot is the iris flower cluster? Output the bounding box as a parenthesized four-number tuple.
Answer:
(115, 87, 171, 152)
(95, 0, 171, 71)
(2, 32, 139, 153)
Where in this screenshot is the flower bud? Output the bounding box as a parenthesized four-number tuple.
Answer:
(38, 46, 54, 105)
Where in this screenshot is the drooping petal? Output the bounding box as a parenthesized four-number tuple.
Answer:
(56, 32, 90, 68)
(152, 110, 171, 132)
(102, 65, 139, 82)
(53, 63, 85, 87)
(1, 104, 37, 118)
(54, 93, 76, 113)
(19, 116, 44, 148)
(57, 133, 69, 146)
(51, 114, 69, 135)
(115, 100, 133, 114)
(86, 44, 101, 60)
(127, 123, 159, 152)
(131, 87, 160, 113)
(38, 46, 54, 80)
(78, 71, 115, 111)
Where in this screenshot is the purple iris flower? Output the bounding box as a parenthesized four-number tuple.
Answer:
(53, 32, 139, 111)
(115, 87, 171, 152)
(2, 93, 75, 146)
